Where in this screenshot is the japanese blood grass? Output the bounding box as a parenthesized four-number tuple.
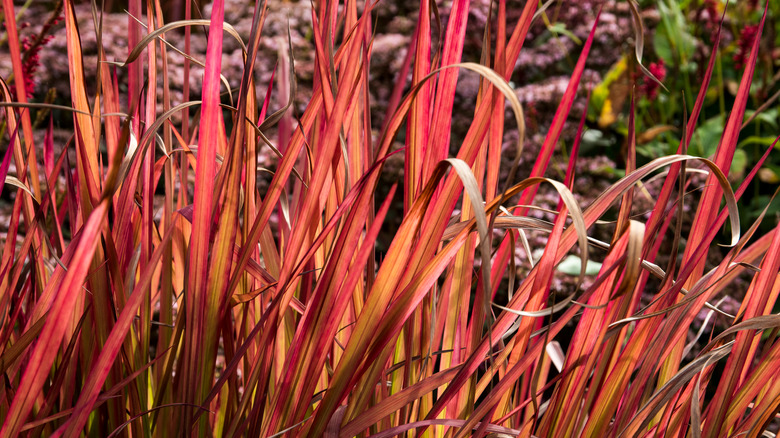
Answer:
(0, 0, 779, 437)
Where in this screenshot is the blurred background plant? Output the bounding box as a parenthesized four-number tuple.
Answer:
(588, 0, 780, 229)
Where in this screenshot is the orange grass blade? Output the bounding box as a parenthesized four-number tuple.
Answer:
(267, 185, 396, 433)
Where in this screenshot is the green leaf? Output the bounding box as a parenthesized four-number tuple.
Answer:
(557, 254, 603, 276)
(738, 136, 779, 148)
(730, 148, 747, 180)
(692, 115, 725, 157)
(653, 0, 696, 67)
(743, 108, 779, 129)
(547, 22, 582, 45)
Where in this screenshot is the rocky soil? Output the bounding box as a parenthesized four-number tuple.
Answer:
(6, 0, 736, 343)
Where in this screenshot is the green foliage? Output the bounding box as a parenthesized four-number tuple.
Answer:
(653, 0, 697, 70)
(592, 0, 778, 234)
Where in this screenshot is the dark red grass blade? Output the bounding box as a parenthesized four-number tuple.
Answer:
(515, 11, 601, 214)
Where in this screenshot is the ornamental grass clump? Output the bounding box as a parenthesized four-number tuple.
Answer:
(0, 0, 779, 437)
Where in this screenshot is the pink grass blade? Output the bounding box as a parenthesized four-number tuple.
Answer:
(659, 4, 767, 424)
(0, 122, 21, 305)
(196, 0, 268, 429)
(728, 337, 780, 435)
(595, 143, 776, 436)
(303, 161, 468, 436)
(0, 79, 49, 300)
(629, 5, 723, 329)
(404, 0, 432, 209)
(0, 200, 108, 437)
(423, 155, 738, 426)
(705, 224, 780, 435)
(585, 29, 730, 431)
(502, 0, 537, 78)
(556, 90, 590, 211)
(182, 0, 227, 429)
(681, 4, 764, 279)
(196, 155, 398, 430)
(340, 367, 463, 437)
(262, 8, 369, 328)
(127, 0, 143, 137)
(447, 262, 625, 438)
(424, 0, 471, 180)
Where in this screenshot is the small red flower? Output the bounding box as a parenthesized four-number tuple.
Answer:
(701, 0, 720, 43)
(12, 14, 63, 100)
(639, 59, 666, 100)
(734, 25, 759, 70)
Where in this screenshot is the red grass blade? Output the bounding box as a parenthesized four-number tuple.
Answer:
(515, 11, 601, 214)
(55, 216, 179, 437)
(0, 201, 108, 437)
